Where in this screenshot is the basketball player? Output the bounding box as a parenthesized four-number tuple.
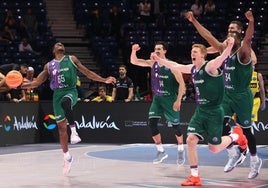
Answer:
(131, 41, 186, 165)
(185, 10, 262, 179)
(22, 42, 116, 175)
(151, 36, 248, 186)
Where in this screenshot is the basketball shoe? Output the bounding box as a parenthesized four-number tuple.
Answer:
(232, 125, 248, 150)
(224, 146, 241, 172)
(177, 150, 185, 166)
(248, 157, 262, 179)
(63, 156, 74, 175)
(181, 175, 202, 186)
(153, 151, 168, 164)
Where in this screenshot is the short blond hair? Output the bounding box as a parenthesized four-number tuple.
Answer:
(192, 44, 207, 59)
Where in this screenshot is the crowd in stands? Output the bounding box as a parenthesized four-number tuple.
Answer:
(73, 0, 267, 101)
(0, 0, 56, 74)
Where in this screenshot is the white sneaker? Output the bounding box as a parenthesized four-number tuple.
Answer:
(177, 150, 185, 166)
(224, 147, 241, 172)
(70, 133, 81, 144)
(153, 151, 168, 164)
(248, 157, 262, 179)
(63, 156, 74, 175)
(236, 147, 248, 165)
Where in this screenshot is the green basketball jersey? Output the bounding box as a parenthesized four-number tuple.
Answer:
(151, 62, 179, 96)
(48, 55, 78, 90)
(192, 61, 224, 107)
(223, 53, 252, 92)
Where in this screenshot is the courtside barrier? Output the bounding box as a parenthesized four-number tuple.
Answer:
(0, 101, 267, 146)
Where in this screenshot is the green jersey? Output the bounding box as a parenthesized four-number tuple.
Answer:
(151, 62, 179, 96)
(191, 61, 224, 107)
(223, 53, 252, 92)
(48, 55, 78, 90)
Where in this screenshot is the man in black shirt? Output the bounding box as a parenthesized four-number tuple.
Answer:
(112, 65, 134, 102)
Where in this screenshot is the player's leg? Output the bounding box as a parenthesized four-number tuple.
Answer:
(181, 109, 202, 186)
(163, 95, 185, 165)
(149, 96, 168, 164)
(61, 94, 81, 144)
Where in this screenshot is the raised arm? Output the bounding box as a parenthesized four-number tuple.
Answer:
(239, 10, 254, 64)
(130, 44, 153, 67)
(150, 53, 193, 74)
(206, 36, 234, 74)
(185, 11, 225, 53)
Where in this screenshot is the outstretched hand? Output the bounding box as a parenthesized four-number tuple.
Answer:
(105, 76, 116, 84)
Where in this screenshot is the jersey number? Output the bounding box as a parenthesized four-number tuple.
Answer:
(58, 74, 65, 83)
(225, 73, 231, 81)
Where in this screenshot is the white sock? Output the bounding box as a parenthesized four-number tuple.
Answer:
(178, 144, 184, 151)
(229, 133, 239, 142)
(156, 144, 164, 152)
(190, 168, 199, 177)
(64, 151, 71, 160)
(71, 127, 77, 135)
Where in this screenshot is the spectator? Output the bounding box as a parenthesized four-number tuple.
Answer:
(19, 38, 34, 53)
(16, 18, 30, 39)
(191, 0, 203, 18)
(6, 88, 26, 103)
(138, 0, 152, 24)
(4, 10, 17, 35)
(2, 25, 14, 41)
(204, 0, 216, 16)
(83, 82, 99, 102)
(91, 86, 112, 102)
(23, 66, 39, 101)
(112, 65, 134, 102)
(23, 8, 38, 39)
(0, 32, 9, 43)
(76, 76, 86, 101)
(90, 8, 104, 37)
(109, 6, 122, 43)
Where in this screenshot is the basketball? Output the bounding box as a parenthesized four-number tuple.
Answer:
(5, 70, 23, 88)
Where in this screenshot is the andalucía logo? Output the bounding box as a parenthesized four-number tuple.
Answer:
(3, 115, 12, 132)
(43, 114, 57, 130)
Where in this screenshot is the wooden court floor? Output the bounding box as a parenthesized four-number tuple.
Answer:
(0, 143, 267, 188)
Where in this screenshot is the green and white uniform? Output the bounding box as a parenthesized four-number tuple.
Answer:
(48, 55, 78, 122)
(222, 52, 253, 128)
(149, 62, 180, 124)
(188, 61, 225, 145)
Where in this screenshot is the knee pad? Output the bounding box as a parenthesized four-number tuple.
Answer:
(222, 117, 234, 136)
(61, 97, 75, 124)
(173, 124, 182, 137)
(148, 118, 159, 136)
